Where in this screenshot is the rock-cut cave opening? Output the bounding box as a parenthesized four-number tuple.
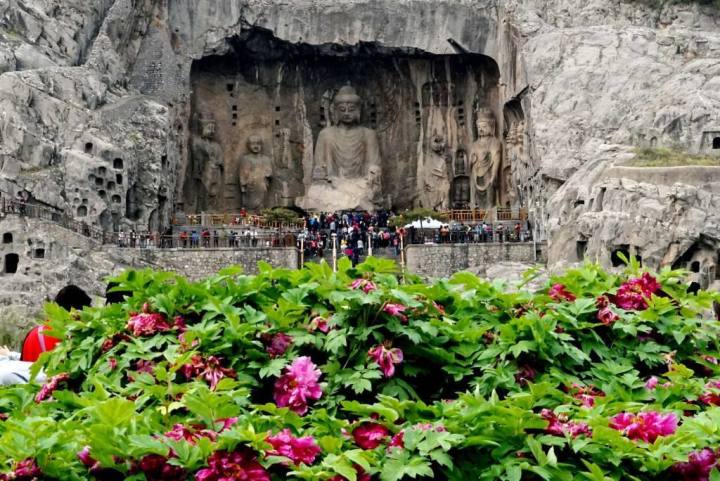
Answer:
(181, 28, 503, 214)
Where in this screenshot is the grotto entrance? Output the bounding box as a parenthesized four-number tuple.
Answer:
(182, 29, 504, 213)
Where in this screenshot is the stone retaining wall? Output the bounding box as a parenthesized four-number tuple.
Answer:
(102, 247, 299, 281)
(406, 242, 544, 278)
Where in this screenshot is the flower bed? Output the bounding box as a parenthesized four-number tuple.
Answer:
(1, 258, 720, 480)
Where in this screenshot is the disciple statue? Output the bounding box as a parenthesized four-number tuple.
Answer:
(192, 113, 224, 211)
(452, 149, 470, 208)
(238, 134, 273, 210)
(420, 133, 451, 210)
(301, 85, 382, 211)
(469, 108, 502, 208)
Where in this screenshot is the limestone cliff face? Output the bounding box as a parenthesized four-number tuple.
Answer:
(0, 0, 718, 307)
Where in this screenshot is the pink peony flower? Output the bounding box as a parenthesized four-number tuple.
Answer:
(127, 312, 171, 337)
(548, 284, 576, 302)
(389, 431, 404, 449)
(596, 306, 620, 325)
(77, 446, 102, 473)
(383, 303, 408, 323)
(108, 357, 117, 370)
(351, 279, 377, 294)
(368, 344, 403, 377)
(308, 316, 330, 333)
(273, 356, 322, 415)
(609, 411, 678, 442)
(263, 333, 293, 358)
(672, 448, 718, 481)
(135, 359, 155, 374)
(613, 273, 661, 311)
(195, 449, 270, 481)
(353, 422, 390, 449)
(541, 409, 591, 438)
(515, 364, 537, 386)
(266, 429, 322, 465)
(35, 373, 70, 403)
(101, 333, 131, 352)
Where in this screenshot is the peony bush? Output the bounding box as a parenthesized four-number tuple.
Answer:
(1, 257, 720, 480)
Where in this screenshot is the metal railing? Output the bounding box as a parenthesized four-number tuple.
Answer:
(0, 195, 110, 243)
(172, 213, 304, 231)
(113, 233, 298, 249)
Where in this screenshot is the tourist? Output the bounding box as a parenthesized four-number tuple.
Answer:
(180, 230, 188, 248)
(191, 230, 199, 248)
(213, 230, 219, 248)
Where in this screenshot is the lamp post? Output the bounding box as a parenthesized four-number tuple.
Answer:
(367, 232, 373, 257)
(299, 233, 305, 269)
(331, 232, 338, 272)
(399, 228, 406, 281)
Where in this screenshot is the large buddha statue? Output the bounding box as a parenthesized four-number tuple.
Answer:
(238, 134, 273, 210)
(300, 85, 382, 211)
(469, 108, 502, 208)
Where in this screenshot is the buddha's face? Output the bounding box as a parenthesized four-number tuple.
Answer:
(247, 137, 263, 154)
(476, 119, 494, 138)
(201, 121, 216, 139)
(335, 101, 361, 125)
(430, 135, 446, 154)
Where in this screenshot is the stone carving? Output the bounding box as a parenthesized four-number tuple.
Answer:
(192, 114, 224, 211)
(502, 121, 522, 208)
(452, 149, 471, 208)
(469, 108, 502, 208)
(420, 133, 451, 210)
(238, 134, 273, 210)
(301, 86, 382, 211)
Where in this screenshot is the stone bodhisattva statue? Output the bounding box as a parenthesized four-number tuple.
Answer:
(420, 133, 451, 210)
(238, 134, 273, 210)
(193, 114, 224, 211)
(469, 108, 502, 208)
(301, 86, 382, 211)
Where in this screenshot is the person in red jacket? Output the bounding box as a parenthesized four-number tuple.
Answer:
(21, 285, 91, 362)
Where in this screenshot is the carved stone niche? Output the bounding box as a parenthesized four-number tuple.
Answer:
(181, 28, 500, 212)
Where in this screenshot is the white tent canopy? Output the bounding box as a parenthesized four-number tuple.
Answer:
(404, 217, 444, 229)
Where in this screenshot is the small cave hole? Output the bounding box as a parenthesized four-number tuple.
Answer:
(691, 260, 701, 273)
(95, 177, 104, 186)
(713, 137, 720, 149)
(232, 105, 237, 111)
(84, 142, 93, 154)
(161, 155, 167, 168)
(574, 200, 585, 208)
(33, 248, 45, 259)
(107, 181, 116, 190)
(3, 253, 18, 274)
(98, 166, 107, 176)
(116, 173, 123, 185)
(226, 83, 234, 92)
(77, 205, 88, 216)
(576, 240, 588, 261)
(113, 158, 124, 169)
(99, 190, 106, 198)
(112, 195, 121, 204)
(2, 233, 12, 244)
(611, 246, 630, 267)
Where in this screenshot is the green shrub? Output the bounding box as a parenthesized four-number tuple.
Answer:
(1, 258, 720, 480)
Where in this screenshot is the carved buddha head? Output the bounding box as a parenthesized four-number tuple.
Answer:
(475, 108, 496, 138)
(333, 85, 362, 126)
(247, 134, 263, 154)
(198, 114, 216, 140)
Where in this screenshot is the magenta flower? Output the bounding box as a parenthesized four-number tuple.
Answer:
(264, 333, 293, 358)
(548, 283, 576, 302)
(77, 446, 102, 473)
(135, 359, 155, 374)
(596, 297, 620, 325)
(541, 409, 592, 438)
(266, 429, 322, 465)
(568, 384, 604, 407)
(672, 448, 718, 481)
(351, 279, 377, 294)
(383, 303, 408, 323)
(181, 355, 235, 390)
(308, 316, 330, 333)
(137, 454, 186, 481)
(389, 431, 404, 450)
(609, 411, 678, 442)
(515, 364, 537, 386)
(613, 273, 661, 311)
(353, 422, 390, 449)
(368, 344, 403, 377)
(195, 449, 270, 481)
(699, 380, 720, 406)
(35, 373, 70, 403)
(127, 312, 171, 337)
(12, 459, 42, 480)
(273, 356, 322, 415)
